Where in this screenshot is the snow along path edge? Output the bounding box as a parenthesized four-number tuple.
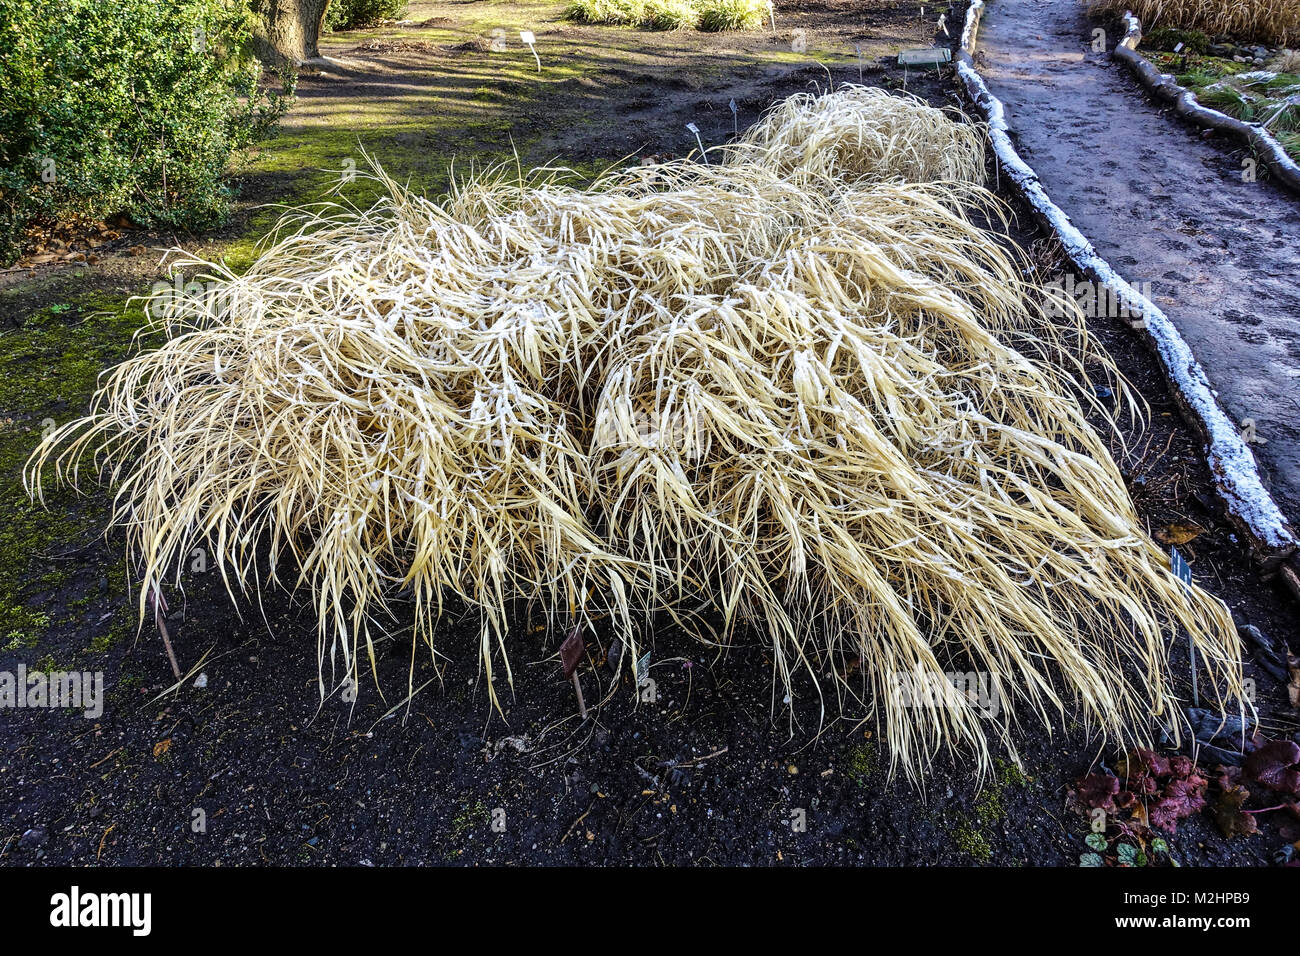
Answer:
(956, 0, 1296, 570)
(1113, 12, 1300, 196)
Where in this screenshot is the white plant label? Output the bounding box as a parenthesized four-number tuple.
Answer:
(686, 122, 707, 164)
(520, 30, 541, 71)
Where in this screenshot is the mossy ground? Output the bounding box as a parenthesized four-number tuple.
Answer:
(950, 758, 1033, 862)
(0, 290, 148, 650)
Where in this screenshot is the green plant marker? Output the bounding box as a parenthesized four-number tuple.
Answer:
(1170, 546, 1199, 706)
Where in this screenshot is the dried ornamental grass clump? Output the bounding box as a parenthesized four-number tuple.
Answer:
(27, 87, 1244, 776)
(727, 87, 986, 185)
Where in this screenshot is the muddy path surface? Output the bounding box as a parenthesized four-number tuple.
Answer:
(976, 0, 1300, 522)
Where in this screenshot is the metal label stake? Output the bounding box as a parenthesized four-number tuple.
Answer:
(686, 122, 707, 163)
(1171, 547, 1199, 706)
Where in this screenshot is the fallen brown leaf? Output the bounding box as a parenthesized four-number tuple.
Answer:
(1156, 523, 1203, 546)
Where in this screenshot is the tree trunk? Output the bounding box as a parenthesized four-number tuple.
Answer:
(256, 0, 330, 65)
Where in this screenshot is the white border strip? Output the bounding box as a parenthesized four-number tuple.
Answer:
(1114, 12, 1300, 194)
(956, 0, 1295, 564)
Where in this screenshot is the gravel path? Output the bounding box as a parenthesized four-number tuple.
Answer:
(976, 0, 1300, 522)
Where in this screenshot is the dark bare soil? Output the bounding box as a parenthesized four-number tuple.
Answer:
(1, 1, 1297, 868)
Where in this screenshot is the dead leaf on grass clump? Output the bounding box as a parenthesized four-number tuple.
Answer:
(1155, 522, 1203, 546)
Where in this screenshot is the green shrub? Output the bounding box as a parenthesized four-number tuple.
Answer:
(0, 0, 292, 266)
(697, 0, 768, 32)
(565, 0, 760, 30)
(564, 0, 646, 26)
(325, 0, 408, 31)
(644, 0, 698, 30)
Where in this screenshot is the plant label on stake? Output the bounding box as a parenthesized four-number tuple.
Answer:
(937, 12, 948, 36)
(686, 122, 707, 163)
(635, 650, 651, 684)
(729, 98, 738, 137)
(560, 628, 587, 718)
(520, 30, 541, 72)
(1170, 547, 1192, 588)
(1170, 547, 1199, 706)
